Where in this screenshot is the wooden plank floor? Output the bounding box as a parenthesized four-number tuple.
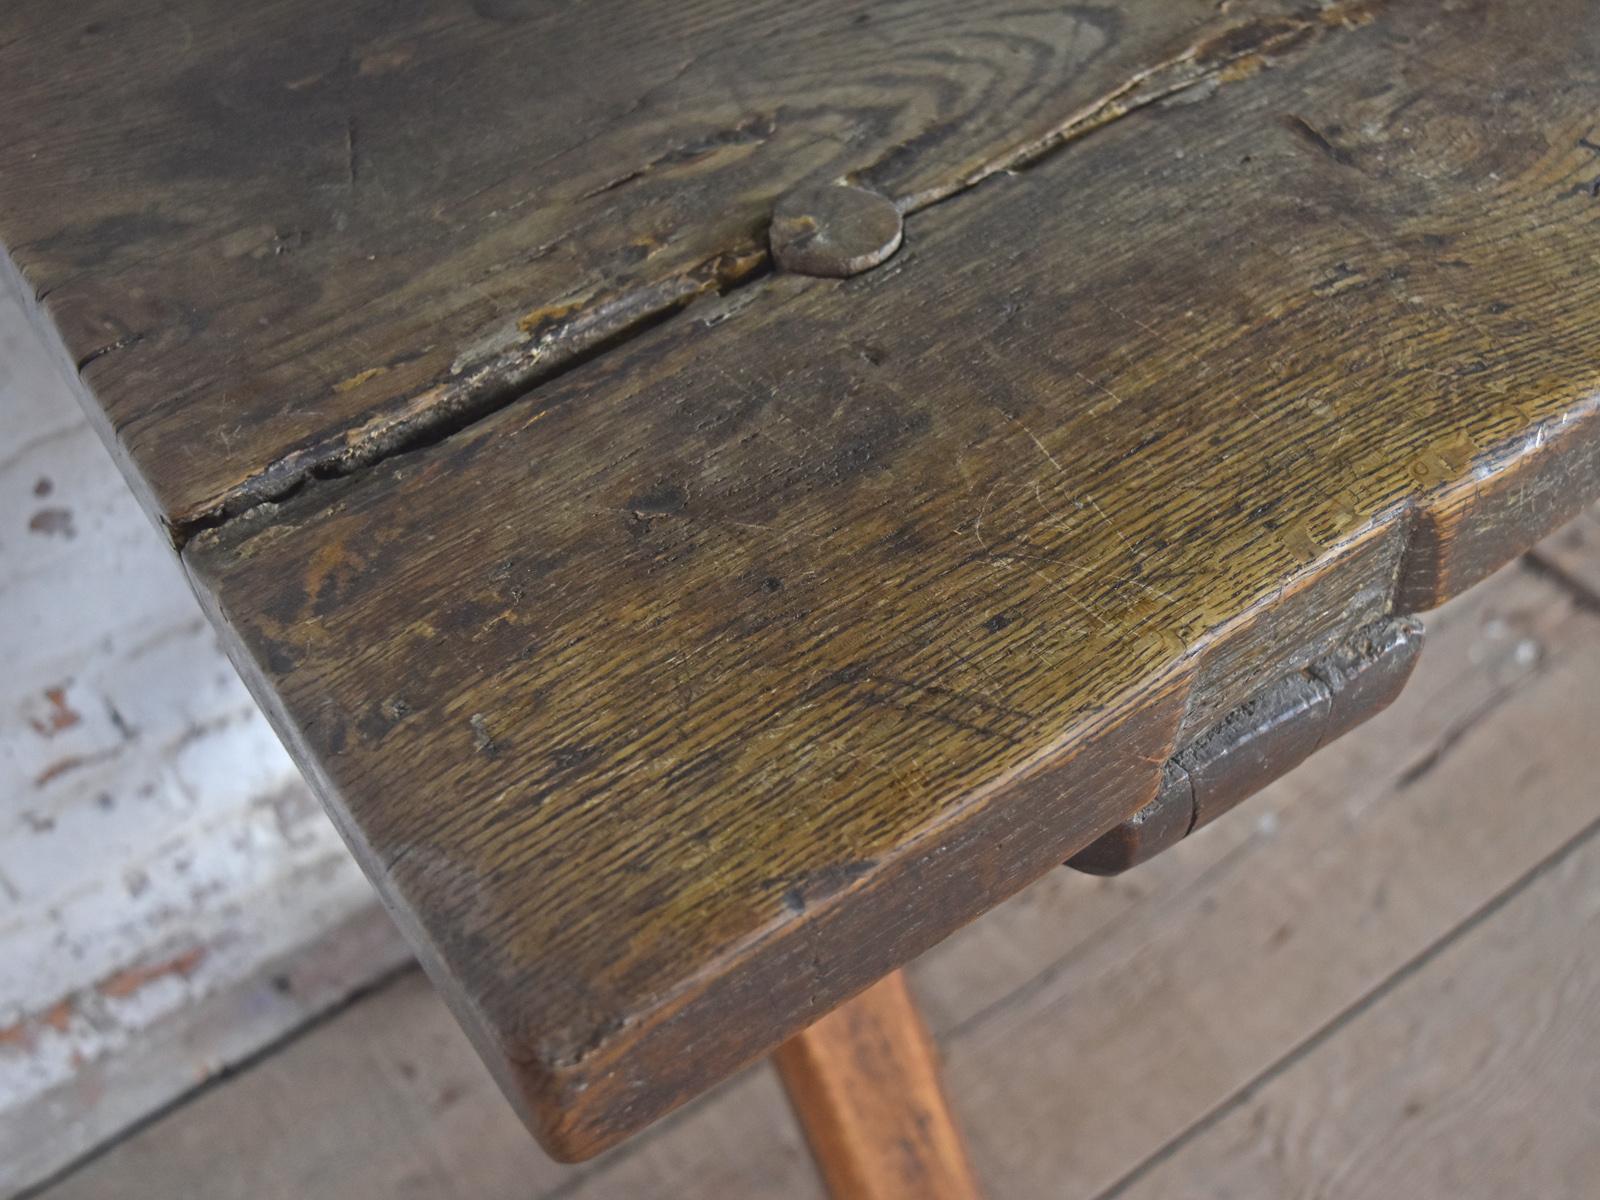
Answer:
(31, 525, 1600, 1200)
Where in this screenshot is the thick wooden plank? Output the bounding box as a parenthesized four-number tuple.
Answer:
(39, 552, 1600, 1199)
(0, 0, 1328, 536)
(1113, 831, 1600, 1200)
(181, 0, 1600, 1157)
(773, 971, 984, 1200)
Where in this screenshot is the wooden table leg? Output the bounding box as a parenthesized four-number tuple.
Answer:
(772, 970, 985, 1200)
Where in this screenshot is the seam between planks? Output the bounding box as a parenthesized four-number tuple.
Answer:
(1087, 808, 1600, 1200)
(160, 0, 1386, 547)
(8, 959, 418, 1200)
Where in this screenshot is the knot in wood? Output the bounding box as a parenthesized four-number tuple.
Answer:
(769, 183, 903, 278)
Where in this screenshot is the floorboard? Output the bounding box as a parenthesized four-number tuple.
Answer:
(1108, 819, 1600, 1200)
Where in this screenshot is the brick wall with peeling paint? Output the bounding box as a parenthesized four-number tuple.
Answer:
(0, 292, 410, 1195)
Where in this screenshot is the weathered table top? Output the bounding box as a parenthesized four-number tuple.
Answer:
(5, 0, 1599, 1160)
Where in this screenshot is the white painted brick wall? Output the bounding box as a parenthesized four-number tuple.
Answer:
(0, 291, 409, 1196)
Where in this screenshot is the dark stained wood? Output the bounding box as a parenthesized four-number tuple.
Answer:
(1312, 617, 1423, 745)
(773, 971, 984, 1200)
(1069, 616, 1423, 875)
(0, 0, 1338, 538)
(1065, 762, 1195, 877)
(174, 0, 1600, 1159)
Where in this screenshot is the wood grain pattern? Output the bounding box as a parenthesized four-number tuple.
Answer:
(773, 971, 984, 1200)
(179, 0, 1600, 1159)
(0, 0, 1332, 537)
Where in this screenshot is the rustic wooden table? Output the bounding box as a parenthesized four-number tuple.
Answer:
(5, 0, 1598, 1192)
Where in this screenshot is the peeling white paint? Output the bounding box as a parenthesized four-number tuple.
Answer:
(0, 292, 410, 1195)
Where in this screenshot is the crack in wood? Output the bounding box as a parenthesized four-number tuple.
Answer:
(891, 0, 1384, 212)
(170, 0, 1386, 547)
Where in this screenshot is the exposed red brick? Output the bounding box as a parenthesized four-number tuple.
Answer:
(96, 947, 207, 1000)
(29, 686, 82, 737)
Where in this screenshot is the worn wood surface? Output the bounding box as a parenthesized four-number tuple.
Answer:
(773, 970, 983, 1200)
(1070, 615, 1422, 874)
(169, 0, 1600, 1158)
(0, 0, 1335, 537)
(38, 548, 1600, 1199)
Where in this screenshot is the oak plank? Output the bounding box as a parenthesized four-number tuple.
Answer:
(180, 0, 1600, 1156)
(0, 0, 1322, 535)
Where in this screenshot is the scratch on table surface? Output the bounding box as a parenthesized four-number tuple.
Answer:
(1076, 369, 1127, 414)
(343, 115, 359, 189)
(1001, 406, 1146, 565)
(1001, 408, 1066, 475)
(1006, 552, 1117, 632)
(1107, 303, 1215, 377)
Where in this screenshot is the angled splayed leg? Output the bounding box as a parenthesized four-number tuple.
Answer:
(773, 971, 985, 1200)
